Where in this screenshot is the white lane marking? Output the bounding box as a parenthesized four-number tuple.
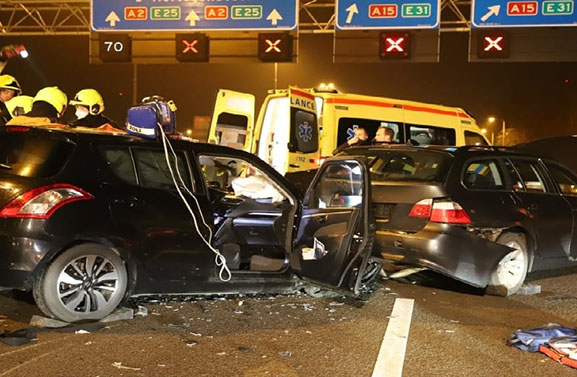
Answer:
(372, 298, 415, 377)
(0, 349, 56, 377)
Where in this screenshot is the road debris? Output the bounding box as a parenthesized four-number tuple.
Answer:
(112, 362, 141, 371)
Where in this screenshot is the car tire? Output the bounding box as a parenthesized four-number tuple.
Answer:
(486, 233, 529, 297)
(33, 243, 128, 323)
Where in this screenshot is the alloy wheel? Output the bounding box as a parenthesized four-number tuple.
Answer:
(494, 241, 526, 289)
(56, 255, 119, 314)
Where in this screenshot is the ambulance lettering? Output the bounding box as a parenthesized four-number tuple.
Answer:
(290, 97, 316, 111)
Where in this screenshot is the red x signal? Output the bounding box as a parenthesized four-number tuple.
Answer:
(182, 39, 199, 54)
(380, 32, 411, 59)
(258, 33, 293, 62)
(477, 31, 509, 59)
(265, 39, 282, 53)
(175, 33, 209, 62)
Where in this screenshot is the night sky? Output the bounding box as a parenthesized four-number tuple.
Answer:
(0, 32, 575, 141)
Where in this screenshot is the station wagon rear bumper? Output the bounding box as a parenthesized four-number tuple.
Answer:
(373, 223, 513, 288)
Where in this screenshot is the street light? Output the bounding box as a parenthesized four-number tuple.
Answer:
(488, 116, 506, 145)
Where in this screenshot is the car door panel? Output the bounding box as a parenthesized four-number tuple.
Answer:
(507, 158, 573, 259)
(99, 146, 216, 293)
(291, 157, 374, 295)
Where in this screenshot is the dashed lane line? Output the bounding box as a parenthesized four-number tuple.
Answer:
(371, 298, 415, 377)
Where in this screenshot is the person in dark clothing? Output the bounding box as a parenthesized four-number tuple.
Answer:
(7, 86, 67, 126)
(333, 127, 371, 154)
(69, 89, 118, 129)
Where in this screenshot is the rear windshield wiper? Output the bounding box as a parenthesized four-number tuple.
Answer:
(0, 163, 12, 170)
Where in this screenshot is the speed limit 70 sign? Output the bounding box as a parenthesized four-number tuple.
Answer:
(99, 34, 132, 62)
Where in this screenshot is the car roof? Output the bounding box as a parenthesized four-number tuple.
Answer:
(1, 124, 237, 154)
(341, 143, 544, 159)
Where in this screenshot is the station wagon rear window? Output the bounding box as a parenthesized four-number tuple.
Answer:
(343, 149, 452, 182)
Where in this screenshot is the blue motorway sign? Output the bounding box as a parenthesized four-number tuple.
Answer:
(335, 0, 440, 30)
(472, 0, 577, 28)
(91, 0, 298, 32)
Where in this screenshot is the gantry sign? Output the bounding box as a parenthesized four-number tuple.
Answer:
(2, 1, 577, 62)
(91, 0, 298, 31)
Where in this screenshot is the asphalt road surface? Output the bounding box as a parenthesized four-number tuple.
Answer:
(1, 267, 577, 377)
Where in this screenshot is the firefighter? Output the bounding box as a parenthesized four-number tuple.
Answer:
(0, 74, 22, 126)
(7, 86, 67, 126)
(69, 89, 117, 128)
(1, 95, 33, 125)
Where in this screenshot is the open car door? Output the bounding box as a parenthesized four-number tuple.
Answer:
(209, 89, 255, 151)
(291, 157, 375, 296)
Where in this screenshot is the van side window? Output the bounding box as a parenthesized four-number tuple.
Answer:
(463, 160, 504, 190)
(101, 147, 137, 185)
(465, 131, 488, 146)
(337, 118, 402, 146)
(545, 163, 577, 196)
(407, 125, 456, 145)
(133, 149, 192, 191)
(508, 159, 549, 193)
(214, 113, 248, 150)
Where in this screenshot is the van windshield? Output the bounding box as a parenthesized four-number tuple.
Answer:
(342, 148, 453, 182)
(0, 129, 75, 177)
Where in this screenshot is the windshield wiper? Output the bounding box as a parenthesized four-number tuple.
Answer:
(0, 163, 12, 170)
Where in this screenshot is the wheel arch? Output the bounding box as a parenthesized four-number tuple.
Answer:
(33, 237, 138, 297)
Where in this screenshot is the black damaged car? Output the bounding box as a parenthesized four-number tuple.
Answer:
(341, 144, 577, 296)
(0, 125, 379, 322)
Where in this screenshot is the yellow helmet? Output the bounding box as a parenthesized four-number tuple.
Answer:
(5, 95, 33, 117)
(0, 75, 21, 94)
(34, 87, 67, 116)
(69, 89, 104, 115)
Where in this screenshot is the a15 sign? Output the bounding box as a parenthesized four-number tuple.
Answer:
(99, 34, 131, 62)
(176, 33, 209, 62)
(379, 32, 411, 59)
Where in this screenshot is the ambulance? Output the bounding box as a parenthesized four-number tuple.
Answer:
(209, 86, 489, 175)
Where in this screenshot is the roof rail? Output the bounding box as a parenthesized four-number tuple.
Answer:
(462, 145, 520, 152)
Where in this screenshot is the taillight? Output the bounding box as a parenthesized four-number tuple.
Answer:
(408, 199, 432, 218)
(430, 200, 472, 224)
(0, 184, 93, 219)
(409, 199, 471, 225)
(5, 126, 30, 133)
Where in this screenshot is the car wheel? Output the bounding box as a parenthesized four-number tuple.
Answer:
(486, 233, 529, 297)
(33, 243, 128, 323)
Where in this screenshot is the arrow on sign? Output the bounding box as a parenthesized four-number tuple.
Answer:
(480, 5, 501, 22)
(267, 9, 283, 26)
(185, 10, 200, 27)
(105, 11, 120, 27)
(346, 4, 359, 24)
